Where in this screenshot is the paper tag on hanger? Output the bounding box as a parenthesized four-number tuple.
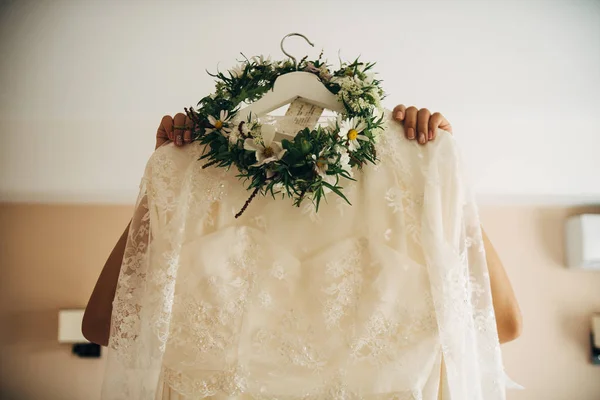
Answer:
(284, 98, 324, 131)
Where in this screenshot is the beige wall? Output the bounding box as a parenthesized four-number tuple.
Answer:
(480, 205, 600, 399)
(1, 204, 600, 399)
(0, 204, 131, 400)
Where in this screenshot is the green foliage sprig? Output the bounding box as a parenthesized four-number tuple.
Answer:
(182, 53, 386, 217)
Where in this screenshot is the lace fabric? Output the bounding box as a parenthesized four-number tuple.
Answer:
(102, 110, 512, 399)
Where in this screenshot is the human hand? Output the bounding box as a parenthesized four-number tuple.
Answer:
(155, 113, 194, 150)
(392, 105, 453, 145)
(155, 105, 453, 149)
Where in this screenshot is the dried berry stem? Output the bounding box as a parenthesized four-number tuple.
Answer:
(235, 186, 261, 218)
(202, 159, 219, 169)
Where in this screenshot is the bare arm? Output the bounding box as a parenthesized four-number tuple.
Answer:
(82, 222, 130, 346)
(482, 227, 523, 343)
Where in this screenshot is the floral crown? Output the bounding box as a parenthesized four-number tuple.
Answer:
(182, 53, 386, 217)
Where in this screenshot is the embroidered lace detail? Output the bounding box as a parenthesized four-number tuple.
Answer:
(160, 364, 426, 400)
(321, 239, 364, 328)
(108, 188, 149, 366)
(102, 111, 512, 400)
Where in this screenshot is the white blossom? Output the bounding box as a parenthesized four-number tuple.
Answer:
(206, 110, 232, 135)
(311, 150, 338, 193)
(243, 125, 286, 167)
(338, 117, 368, 152)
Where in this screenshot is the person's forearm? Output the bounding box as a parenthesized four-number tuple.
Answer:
(82, 222, 130, 346)
(482, 228, 523, 343)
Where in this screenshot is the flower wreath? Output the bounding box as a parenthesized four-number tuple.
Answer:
(182, 53, 386, 218)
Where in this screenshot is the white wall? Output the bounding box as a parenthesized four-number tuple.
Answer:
(1, 0, 599, 204)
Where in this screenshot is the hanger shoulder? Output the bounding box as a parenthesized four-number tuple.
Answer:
(238, 72, 343, 120)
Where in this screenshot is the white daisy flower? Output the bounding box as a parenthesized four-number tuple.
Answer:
(243, 125, 287, 167)
(206, 110, 232, 135)
(338, 117, 368, 152)
(311, 151, 329, 177)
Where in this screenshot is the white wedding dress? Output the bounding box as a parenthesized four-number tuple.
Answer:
(101, 111, 514, 399)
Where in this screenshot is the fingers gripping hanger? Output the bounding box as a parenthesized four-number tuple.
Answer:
(237, 33, 344, 120)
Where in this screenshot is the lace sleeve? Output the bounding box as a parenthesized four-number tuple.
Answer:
(108, 182, 150, 351)
(102, 143, 221, 399)
(102, 172, 156, 398)
(421, 131, 511, 399)
(102, 144, 189, 399)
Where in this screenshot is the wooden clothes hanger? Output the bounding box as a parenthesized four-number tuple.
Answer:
(237, 33, 345, 121)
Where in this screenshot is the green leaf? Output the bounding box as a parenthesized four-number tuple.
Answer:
(321, 181, 352, 206)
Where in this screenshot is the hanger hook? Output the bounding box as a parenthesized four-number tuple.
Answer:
(280, 33, 314, 65)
